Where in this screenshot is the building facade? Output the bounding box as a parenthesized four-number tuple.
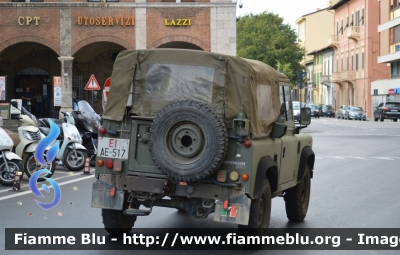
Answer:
(296, 1, 337, 105)
(0, 0, 237, 117)
(328, 0, 389, 118)
(308, 46, 335, 106)
(373, 0, 400, 105)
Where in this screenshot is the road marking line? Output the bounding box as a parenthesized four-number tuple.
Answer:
(352, 157, 367, 160)
(315, 157, 323, 159)
(372, 157, 394, 160)
(351, 126, 356, 128)
(333, 157, 345, 159)
(0, 169, 94, 194)
(0, 175, 94, 201)
(370, 129, 376, 131)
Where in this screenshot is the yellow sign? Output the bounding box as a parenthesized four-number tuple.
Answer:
(77, 17, 134, 26)
(18, 16, 40, 26)
(164, 19, 192, 26)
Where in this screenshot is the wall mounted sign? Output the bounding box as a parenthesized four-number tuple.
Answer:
(18, 16, 40, 26)
(0, 76, 6, 101)
(164, 19, 192, 26)
(77, 17, 134, 26)
(53, 76, 62, 107)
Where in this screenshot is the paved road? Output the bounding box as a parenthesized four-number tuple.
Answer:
(1, 117, 400, 254)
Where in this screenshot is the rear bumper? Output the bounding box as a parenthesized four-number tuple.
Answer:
(95, 173, 245, 200)
(382, 112, 400, 119)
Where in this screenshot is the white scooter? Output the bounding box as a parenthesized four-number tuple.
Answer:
(38, 111, 87, 171)
(0, 117, 23, 186)
(10, 101, 55, 182)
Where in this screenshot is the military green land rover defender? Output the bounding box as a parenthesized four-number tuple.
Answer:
(92, 49, 315, 234)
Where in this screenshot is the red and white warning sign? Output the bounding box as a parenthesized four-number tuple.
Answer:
(102, 77, 111, 110)
(84, 74, 101, 91)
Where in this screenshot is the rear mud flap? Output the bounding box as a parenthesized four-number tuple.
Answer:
(214, 194, 251, 225)
(91, 179, 124, 210)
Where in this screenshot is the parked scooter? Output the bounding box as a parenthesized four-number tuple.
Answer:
(38, 111, 88, 171)
(72, 99, 100, 167)
(0, 117, 23, 186)
(41, 100, 99, 167)
(10, 101, 55, 181)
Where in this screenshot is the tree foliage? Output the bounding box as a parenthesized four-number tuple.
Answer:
(237, 12, 306, 85)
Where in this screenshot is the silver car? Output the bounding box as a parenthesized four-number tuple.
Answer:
(337, 105, 350, 119)
(344, 106, 366, 121)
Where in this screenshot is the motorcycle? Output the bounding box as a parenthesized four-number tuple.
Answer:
(38, 111, 88, 171)
(0, 117, 23, 186)
(10, 101, 55, 182)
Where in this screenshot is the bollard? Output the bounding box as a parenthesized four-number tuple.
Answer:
(81, 157, 92, 175)
(10, 171, 23, 192)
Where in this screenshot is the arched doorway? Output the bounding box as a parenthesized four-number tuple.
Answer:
(73, 42, 126, 114)
(15, 67, 51, 117)
(158, 41, 203, 50)
(0, 41, 60, 117)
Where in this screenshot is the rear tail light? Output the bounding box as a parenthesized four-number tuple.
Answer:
(97, 159, 104, 167)
(244, 140, 252, 148)
(99, 127, 107, 135)
(383, 107, 389, 111)
(105, 159, 114, 169)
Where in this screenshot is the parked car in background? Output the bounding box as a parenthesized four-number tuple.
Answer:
(344, 106, 366, 121)
(306, 104, 320, 118)
(374, 102, 400, 122)
(320, 105, 335, 117)
(337, 105, 350, 119)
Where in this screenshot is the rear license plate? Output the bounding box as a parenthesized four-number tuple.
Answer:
(391, 109, 398, 112)
(97, 137, 129, 159)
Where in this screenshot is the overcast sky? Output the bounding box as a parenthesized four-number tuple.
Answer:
(236, 0, 333, 30)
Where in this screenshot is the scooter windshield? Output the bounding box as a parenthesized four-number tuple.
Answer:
(77, 101, 100, 122)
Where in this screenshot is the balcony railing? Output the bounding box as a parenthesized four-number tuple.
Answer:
(332, 72, 341, 82)
(346, 26, 360, 41)
(341, 70, 356, 81)
(321, 75, 330, 84)
(328, 35, 339, 49)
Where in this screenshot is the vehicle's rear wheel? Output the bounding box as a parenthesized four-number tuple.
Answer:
(284, 165, 311, 222)
(374, 114, 378, 121)
(0, 159, 23, 186)
(394, 119, 398, 122)
(148, 101, 228, 182)
(63, 149, 88, 171)
(102, 207, 138, 235)
(24, 153, 56, 182)
(380, 113, 384, 122)
(238, 178, 271, 249)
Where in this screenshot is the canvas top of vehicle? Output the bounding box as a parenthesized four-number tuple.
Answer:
(103, 48, 291, 138)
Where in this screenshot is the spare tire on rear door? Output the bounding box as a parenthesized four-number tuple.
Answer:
(148, 101, 228, 182)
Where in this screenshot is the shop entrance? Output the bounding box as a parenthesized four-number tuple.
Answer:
(14, 67, 52, 117)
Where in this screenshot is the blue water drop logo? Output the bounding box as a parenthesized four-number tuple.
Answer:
(29, 120, 62, 210)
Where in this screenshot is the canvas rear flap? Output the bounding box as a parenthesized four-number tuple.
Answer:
(103, 50, 137, 121)
(103, 49, 290, 138)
